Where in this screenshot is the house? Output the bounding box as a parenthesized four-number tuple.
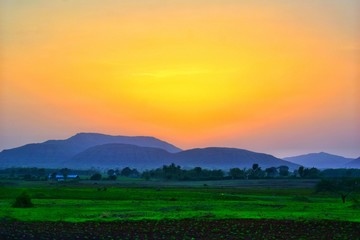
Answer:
(67, 174, 80, 179)
(48, 174, 80, 181)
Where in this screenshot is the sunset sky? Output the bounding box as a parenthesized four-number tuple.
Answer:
(1, 0, 359, 158)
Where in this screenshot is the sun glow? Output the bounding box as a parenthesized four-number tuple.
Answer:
(1, 0, 359, 155)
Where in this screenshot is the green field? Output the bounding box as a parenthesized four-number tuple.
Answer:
(1, 179, 359, 223)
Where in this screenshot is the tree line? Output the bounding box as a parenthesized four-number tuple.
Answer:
(1, 164, 360, 181)
(140, 163, 323, 181)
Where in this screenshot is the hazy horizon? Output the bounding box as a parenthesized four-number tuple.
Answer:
(1, 0, 359, 158)
(0, 131, 359, 159)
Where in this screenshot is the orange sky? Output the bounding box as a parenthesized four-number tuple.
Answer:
(1, 0, 359, 157)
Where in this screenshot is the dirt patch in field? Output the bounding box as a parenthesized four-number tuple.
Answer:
(0, 219, 359, 240)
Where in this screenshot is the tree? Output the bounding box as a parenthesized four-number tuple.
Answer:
(37, 168, 46, 180)
(163, 163, 182, 180)
(60, 168, 70, 181)
(182, 167, 204, 180)
(229, 168, 245, 179)
(278, 166, 289, 177)
(194, 167, 202, 175)
(23, 174, 33, 181)
(315, 178, 359, 203)
(121, 167, 133, 177)
(142, 170, 151, 180)
(304, 167, 320, 178)
(107, 169, 115, 177)
(298, 166, 305, 178)
(265, 167, 278, 178)
(108, 175, 117, 180)
(50, 172, 57, 180)
(249, 164, 264, 179)
(210, 169, 224, 179)
(130, 168, 140, 178)
(90, 173, 102, 181)
(12, 191, 33, 208)
(107, 169, 116, 180)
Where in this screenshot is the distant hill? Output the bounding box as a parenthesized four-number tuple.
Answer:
(0, 133, 181, 168)
(0, 133, 300, 169)
(64, 133, 181, 153)
(63, 144, 299, 170)
(347, 157, 360, 168)
(283, 152, 354, 169)
(67, 143, 172, 169)
(171, 147, 299, 170)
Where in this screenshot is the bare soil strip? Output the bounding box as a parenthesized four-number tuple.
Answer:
(1, 219, 359, 240)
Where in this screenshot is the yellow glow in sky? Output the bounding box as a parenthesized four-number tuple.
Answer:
(0, 0, 359, 157)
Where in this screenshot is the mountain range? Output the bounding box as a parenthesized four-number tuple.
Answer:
(69, 143, 299, 170)
(348, 157, 360, 168)
(0, 132, 299, 170)
(0, 133, 180, 168)
(283, 152, 356, 169)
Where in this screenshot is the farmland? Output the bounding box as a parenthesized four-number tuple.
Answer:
(0, 179, 359, 239)
(2, 219, 360, 240)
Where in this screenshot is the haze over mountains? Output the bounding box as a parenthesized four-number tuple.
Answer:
(0, 133, 301, 170)
(0, 133, 180, 168)
(69, 143, 299, 170)
(283, 152, 356, 169)
(347, 157, 360, 168)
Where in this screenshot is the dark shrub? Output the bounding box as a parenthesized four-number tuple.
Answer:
(12, 191, 34, 208)
(90, 173, 102, 181)
(108, 175, 117, 181)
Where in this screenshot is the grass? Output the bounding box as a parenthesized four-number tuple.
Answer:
(0, 179, 359, 222)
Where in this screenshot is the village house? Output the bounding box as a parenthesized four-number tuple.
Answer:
(48, 174, 80, 181)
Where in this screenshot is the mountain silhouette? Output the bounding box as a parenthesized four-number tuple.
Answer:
(170, 147, 299, 170)
(0, 133, 181, 168)
(347, 156, 360, 168)
(67, 143, 172, 169)
(0, 133, 299, 170)
(283, 152, 354, 169)
(63, 144, 298, 170)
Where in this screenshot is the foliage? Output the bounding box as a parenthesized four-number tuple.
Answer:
(0, 167, 100, 181)
(23, 174, 34, 181)
(107, 169, 115, 177)
(120, 167, 133, 177)
(141, 164, 225, 181)
(60, 168, 70, 180)
(138, 163, 321, 181)
(265, 167, 278, 178)
(108, 175, 117, 181)
(90, 173, 102, 181)
(278, 166, 289, 177)
(298, 166, 305, 178)
(120, 167, 140, 177)
(12, 191, 34, 208)
(320, 169, 360, 178)
(106, 169, 117, 180)
(2, 165, 346, 182)
(163, 163, 182, 180)
(229, 168, 245, 179)
(1, 180, 360, 223)
(315, 178, 360, 203)
(49, 172, 57, 180)
(247, 164, 265, 179)
(298, 167, 320, 178)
